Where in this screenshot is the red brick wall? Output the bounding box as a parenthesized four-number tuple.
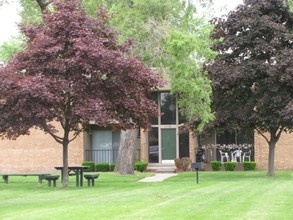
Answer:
(0, 127, 83, 173)
(254, 131, 293, 170)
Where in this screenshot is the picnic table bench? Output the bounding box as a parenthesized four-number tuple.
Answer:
(1, 174, 51, 184)
(44, 175, 60, 187)
(84, 174, 100, 186)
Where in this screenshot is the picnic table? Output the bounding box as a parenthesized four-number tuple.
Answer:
(1, 173, 50, 184)
(55, 165, 89, 187)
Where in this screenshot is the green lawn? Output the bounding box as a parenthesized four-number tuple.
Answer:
(0, 171, 292, 220)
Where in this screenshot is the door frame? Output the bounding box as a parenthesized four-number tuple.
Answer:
(147, 91, 181, 164)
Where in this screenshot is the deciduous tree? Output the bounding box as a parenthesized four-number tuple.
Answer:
(83, 0, 216, 131)
(98, 0, 216, 173)
(207, 0, 293, 176)
(1, 0, 216, 175)
(0, 0, 161, 186)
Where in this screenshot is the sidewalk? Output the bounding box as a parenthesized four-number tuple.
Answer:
(138, 173, 177, 182)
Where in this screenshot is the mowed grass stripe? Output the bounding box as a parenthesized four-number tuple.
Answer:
(0, 171, 292, 220)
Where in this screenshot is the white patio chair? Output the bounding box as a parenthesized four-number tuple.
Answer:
(242, 150, 251, 162)
(231, 150, 242, 163)
(219, 150, 229, 163)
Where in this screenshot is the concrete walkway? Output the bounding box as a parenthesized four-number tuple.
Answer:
(138, 173, 177, 182)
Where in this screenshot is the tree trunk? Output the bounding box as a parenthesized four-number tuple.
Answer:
(267, 140, 276, 176)
(62, 129, 70, 187)
(62, 141, 69, 187)
(114, 129, 138, 175)
(259, 129, 282, 176)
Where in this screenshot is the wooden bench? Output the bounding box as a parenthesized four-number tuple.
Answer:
(1, 174, 51, 184)
(44, 175, 60, 187)
(84, 174, 100, 186)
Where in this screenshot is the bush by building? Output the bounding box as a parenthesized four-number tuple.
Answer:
(210, 161, 222, 171)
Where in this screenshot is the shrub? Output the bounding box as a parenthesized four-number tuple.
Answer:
(82, 161, 95, 172)
(95, 162, 109, 172)
(174, 157, 191, 171)
(135, 161, 148, 172)
(243, 161, 256, 171)
(223, 162, 237, 171)
(210, 161, 222, 171)
(109, 163, 115, 172)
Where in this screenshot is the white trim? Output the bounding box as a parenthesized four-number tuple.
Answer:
(162, 160, 174, 164)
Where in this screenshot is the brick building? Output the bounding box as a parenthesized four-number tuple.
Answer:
(254, 132, 293, 170)
(1, 91, 292, 173)
(0, 127, 83, 173)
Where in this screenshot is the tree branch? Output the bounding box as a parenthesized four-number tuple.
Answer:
(68, 132, 81, 143)
(276, 126, 284, 142)
(48, 131, 63, 144)
(255, 127, 269, 144)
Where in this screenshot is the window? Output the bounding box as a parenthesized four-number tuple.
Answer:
(148, 127, 159, 163)
(179, 130, 189, 158)
(160, 92, 176, 125)
(92, 131, 112, 150)
(216, 129, 254, 145)
(148, 92, 190, 162)
(149, 92, 158, 125)
(216, 130, 236, 145)
(216, 129, 254, 161)
(91, 129, 120, 163)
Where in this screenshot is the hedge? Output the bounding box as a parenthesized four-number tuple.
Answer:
(82, 161, 95, 172)
(243, 161, 256, 171)
(223, 162, 237, 171)
(95, 162, 110, 172)
(135, 161, 148, 172)
(210, 161, 222, 171)
(109, 163, 115, 171)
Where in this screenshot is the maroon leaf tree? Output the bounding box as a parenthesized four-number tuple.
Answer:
(0, 0, 162, 186)
(207, 0, 293, 176)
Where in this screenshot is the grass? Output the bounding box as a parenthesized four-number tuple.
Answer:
(0, 171, 292, 220)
